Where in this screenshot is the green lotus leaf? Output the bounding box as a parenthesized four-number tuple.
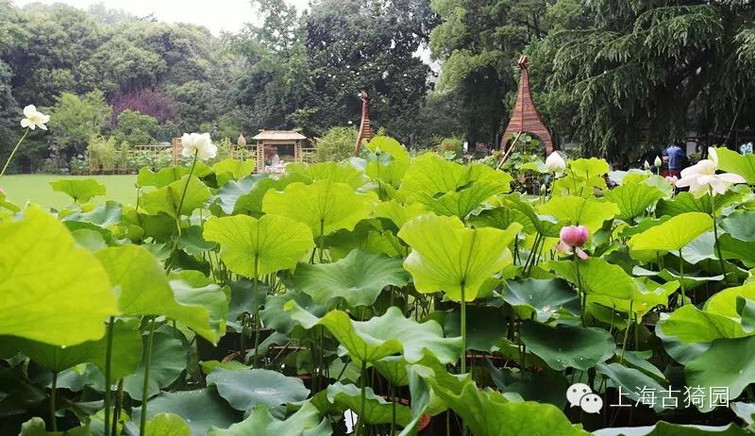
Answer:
(398, 213, 521, 301)
(619, 350, 666, 381)
(505, 194, 565, 237)
(211, 173, 308, 216)
(373, 200, 427, 229)
(144, 413, 191, 436)
(596, 362, 667, 412)
(19, 417, 90, 435)
(719, 234, 755, 267)
(739, 298, 755, 333)
(123, 331, 186, 400)
(132, 388, 241, 435)
(680, 232, 718, 264)
(63, 200, 122, 228)
(719, 210, 755, 242)
(657, 305, 748, 344)
(204, 214, 315, 277)
(261, 290, 326, 334)
(685, 335, 755, 413)
(169, 270, 229, 343)
(96, 246, 228, 344)
(501, 278, 580, 322)
(177, 225, 216, 255)
(714, 146, 755, 184)
(137, 166, 190, 188)
(520, 321, 615, 370)
(470, 205, 537, 235)
(430, 181, 512, 219)
(371, 355, 410, 386)
(208, 402, 330, 436)
(290, 249, 409, 308)
(603, 183, 665, 222)
(311, 382, 412, 426)
(399, 153, 511, 198)
(593, 422, 750, 435)
(140, 175, 212, 218)
(0, 319, 141, 378)
(285, 304, 462, 365)
(488, 364, 570, 408)
(0, 206, 117, 345)
(544, 258, 636, 300)
(443, 305, 509, 352)
(628, 212, 712, 252)
(365, 136, 410, 188)
(212, 158, 256, 187)
(569, 158, 610, 179)
(206, 368, 309, 413)
(286, 161, 369, 188)
(424, 376, 586, 436)
(262, 179, 375, 238)
(704, 283, 755, 318)
(325, 220, 406, 260)
(519, 159, 548, 174)
(588, 278, 677, 318)
(656, 191, 742, 217)
(655, 320, 711, 365)
(632, 265, 724, 291)
(538, 196, 619, 232)
(49, 178, 106, 203)
(226, 279, 268, 328)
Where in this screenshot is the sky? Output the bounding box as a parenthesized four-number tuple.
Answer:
(11, 0, 310, 34)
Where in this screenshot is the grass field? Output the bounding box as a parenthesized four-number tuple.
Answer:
(2, 174, 138, 209)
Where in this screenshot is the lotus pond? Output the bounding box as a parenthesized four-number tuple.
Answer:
(1, 137, 754, 435)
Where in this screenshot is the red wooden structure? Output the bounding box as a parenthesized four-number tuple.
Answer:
(354, 91, 373, 157)
(501, 55, 555, 155)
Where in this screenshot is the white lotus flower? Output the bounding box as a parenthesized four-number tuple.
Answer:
(20, 105, 50, 130)
(675, 147, 746, 196)
(180, 132, 217, 161)
(545, 151, 566, 175)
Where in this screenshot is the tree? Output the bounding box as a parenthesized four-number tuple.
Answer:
(113, 109, 159, 145)
(6, 3, 102, 106)
(528, 0, 755, 161)
(229, 0, 312, 134)
(48, 90, 112, 158)
(302, 0, 436, 139)
(429, 0, 554, 147)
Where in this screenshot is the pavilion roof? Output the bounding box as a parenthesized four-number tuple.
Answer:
(252, 130, 307, 141)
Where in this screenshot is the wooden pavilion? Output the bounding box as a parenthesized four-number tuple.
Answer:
(248, 130, 311, 172)
(501, 55, 555, 155)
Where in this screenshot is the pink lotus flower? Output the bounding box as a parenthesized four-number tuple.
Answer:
(558, 225, 589, 260)
(665, 175, 678, 185)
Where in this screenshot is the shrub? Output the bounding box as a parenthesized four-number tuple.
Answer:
(316, 126, 357, 162)
(436, 137, 464, 158)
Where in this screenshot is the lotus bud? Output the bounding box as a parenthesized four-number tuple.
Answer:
(560, 225, 589, 248)
(654, 156, 662, 167)
(545, 152, 566, 175)
(643, 160, 650, 170)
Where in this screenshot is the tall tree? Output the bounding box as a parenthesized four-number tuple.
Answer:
(301, 0, 436, 138)
(528, 0, 755, 161)
(429, 0, 554, 147)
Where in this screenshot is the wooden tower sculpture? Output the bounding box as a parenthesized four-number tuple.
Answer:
(501, 55, 555, 155)
(353, 91, 373, 157)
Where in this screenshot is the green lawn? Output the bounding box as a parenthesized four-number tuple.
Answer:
(2, 174, 138, 209)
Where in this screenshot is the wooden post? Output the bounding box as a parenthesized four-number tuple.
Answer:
(354, 91, 373, 157)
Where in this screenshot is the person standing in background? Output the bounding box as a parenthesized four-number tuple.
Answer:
(663, 143, 687, 177)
